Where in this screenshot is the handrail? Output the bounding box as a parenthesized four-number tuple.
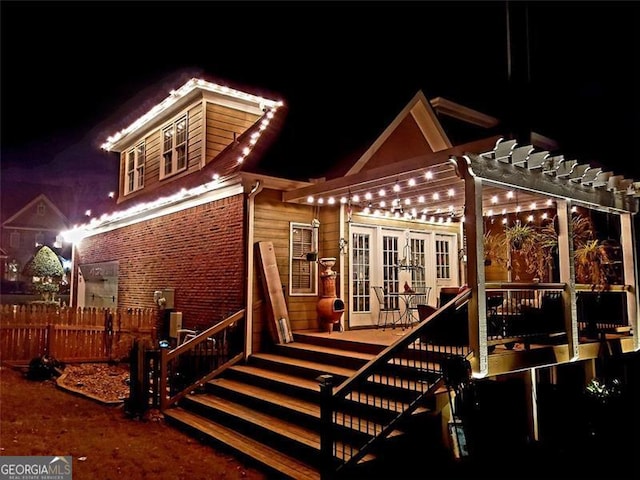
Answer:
(327, 289, 472, 475)
(159, 309, 245, 411)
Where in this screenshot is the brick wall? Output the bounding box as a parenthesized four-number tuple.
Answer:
(75, 194, 246, 330)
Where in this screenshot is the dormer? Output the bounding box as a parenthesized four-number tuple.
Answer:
(101, 78, 281, 203)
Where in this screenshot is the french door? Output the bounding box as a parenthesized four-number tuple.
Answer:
(349, 225, 458, 328)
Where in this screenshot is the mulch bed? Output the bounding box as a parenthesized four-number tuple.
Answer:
(56, 362, 131, 404)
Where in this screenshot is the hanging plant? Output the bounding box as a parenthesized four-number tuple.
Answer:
(483, 230, 507, 267)
(504, 222, 535, 251)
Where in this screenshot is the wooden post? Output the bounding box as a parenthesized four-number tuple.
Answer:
(46, 323, 54, 357)
(317, 374, 334, 480)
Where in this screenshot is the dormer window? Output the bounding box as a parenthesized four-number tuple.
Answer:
(125, 142, 145, 194)
(161, 114, 188, 179)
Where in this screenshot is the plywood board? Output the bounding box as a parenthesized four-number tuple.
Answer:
(256, 241, 294, 344)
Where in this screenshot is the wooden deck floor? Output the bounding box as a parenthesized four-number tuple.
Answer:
(295, 326, 413, 346)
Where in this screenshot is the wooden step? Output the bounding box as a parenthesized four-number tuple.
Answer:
(183, 394, 320, 450)
(292, 332, 387, 355)
(182, 393, 380, 460)
(205, 377, 417, 439)
(164, 407, 320, 480)
(207, 377, 320, 418)
(274, 341, 375, 369)
(250, 352, 358, 380)
(227, 364, 321, 393)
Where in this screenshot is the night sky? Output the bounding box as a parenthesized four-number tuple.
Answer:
(1, 1, 638, 189)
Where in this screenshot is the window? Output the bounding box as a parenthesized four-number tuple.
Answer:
(352, 231, 372, 312)
(37, 202, 46, 216)
(6, 259, 19, 281)
(9, 232, 20, 248)
(35, 232, 44, 247)
(161, 115, 188, 178)
(125, 142, 145, 194)
(290, 223, 317, 295)
(410, 237, 427, 288)
(436, 238, 451, 280)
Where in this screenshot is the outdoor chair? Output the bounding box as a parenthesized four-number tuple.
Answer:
(406, 285, 432, 324)
(372, 286, 399, 330)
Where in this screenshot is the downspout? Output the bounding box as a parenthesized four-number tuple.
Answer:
(338, 203, 346, 331)
(69, 243, 77, 307)
(244, 180, 263, 359)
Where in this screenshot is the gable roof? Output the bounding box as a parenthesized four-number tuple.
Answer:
(344, 91, 451, 177)
(102, 77, 283, 153)
(2, 193, 69, 231)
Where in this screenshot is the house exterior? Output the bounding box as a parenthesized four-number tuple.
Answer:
(1, 192, 71, 286)
(63, 75, 639, 376)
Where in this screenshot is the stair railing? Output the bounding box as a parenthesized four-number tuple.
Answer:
(321, 289, 472, 478)
(159, 309, 245, 411)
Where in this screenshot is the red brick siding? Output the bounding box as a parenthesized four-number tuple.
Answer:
(75, 194, 245, 330)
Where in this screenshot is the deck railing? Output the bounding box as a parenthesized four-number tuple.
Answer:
(485, 283, 567, 348)
(320, 289, 472, 478)
(576, 286, 632, 339)
(158, 309, 245, 411)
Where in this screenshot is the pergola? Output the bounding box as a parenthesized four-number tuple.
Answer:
(284, 136, 640, 376)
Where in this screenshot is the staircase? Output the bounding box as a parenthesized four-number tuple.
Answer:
(163, 330, 455, 479)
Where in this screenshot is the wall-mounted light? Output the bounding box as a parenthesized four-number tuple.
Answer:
(339, 237, 348, 255)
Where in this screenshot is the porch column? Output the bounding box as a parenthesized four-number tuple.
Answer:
(460, 155, 488, 377)
(556, 199, 579, 360)
(620, 212, 639, 351)
(523, 367, 539, 442)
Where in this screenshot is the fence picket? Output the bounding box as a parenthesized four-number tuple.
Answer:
(0, 305, 156, 364)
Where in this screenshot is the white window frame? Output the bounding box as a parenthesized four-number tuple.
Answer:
(161, 114, 188, 179)
(289, 222, 318, 296)
(125, 142, 145, 194)
(435, 235, 453, 281)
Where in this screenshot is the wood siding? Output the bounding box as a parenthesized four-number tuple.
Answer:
(118, 103, 204, 202)
(252, 189, 321, 346)
(205, 104, 261, 163)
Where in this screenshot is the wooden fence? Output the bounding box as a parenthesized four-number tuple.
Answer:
(0, 304, 157, 364)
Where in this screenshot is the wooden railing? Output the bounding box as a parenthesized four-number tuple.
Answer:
(158, 309, 245, 411)
(576, 286, 631, 338)
(320, 290, 472, 478)
(485, 283, 567, 348)
(0, 305, 155, 362)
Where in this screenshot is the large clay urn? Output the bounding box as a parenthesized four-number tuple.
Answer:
(317, 257, 344, 333)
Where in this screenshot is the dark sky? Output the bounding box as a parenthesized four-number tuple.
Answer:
(1, 1, 639, 188)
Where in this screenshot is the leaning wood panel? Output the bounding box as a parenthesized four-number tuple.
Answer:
(256, 241, 294, 344)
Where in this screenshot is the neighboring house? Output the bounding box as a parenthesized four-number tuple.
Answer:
(1, 192, 71, 286)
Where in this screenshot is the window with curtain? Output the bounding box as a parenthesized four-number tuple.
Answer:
(290, 223, 317, 295)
